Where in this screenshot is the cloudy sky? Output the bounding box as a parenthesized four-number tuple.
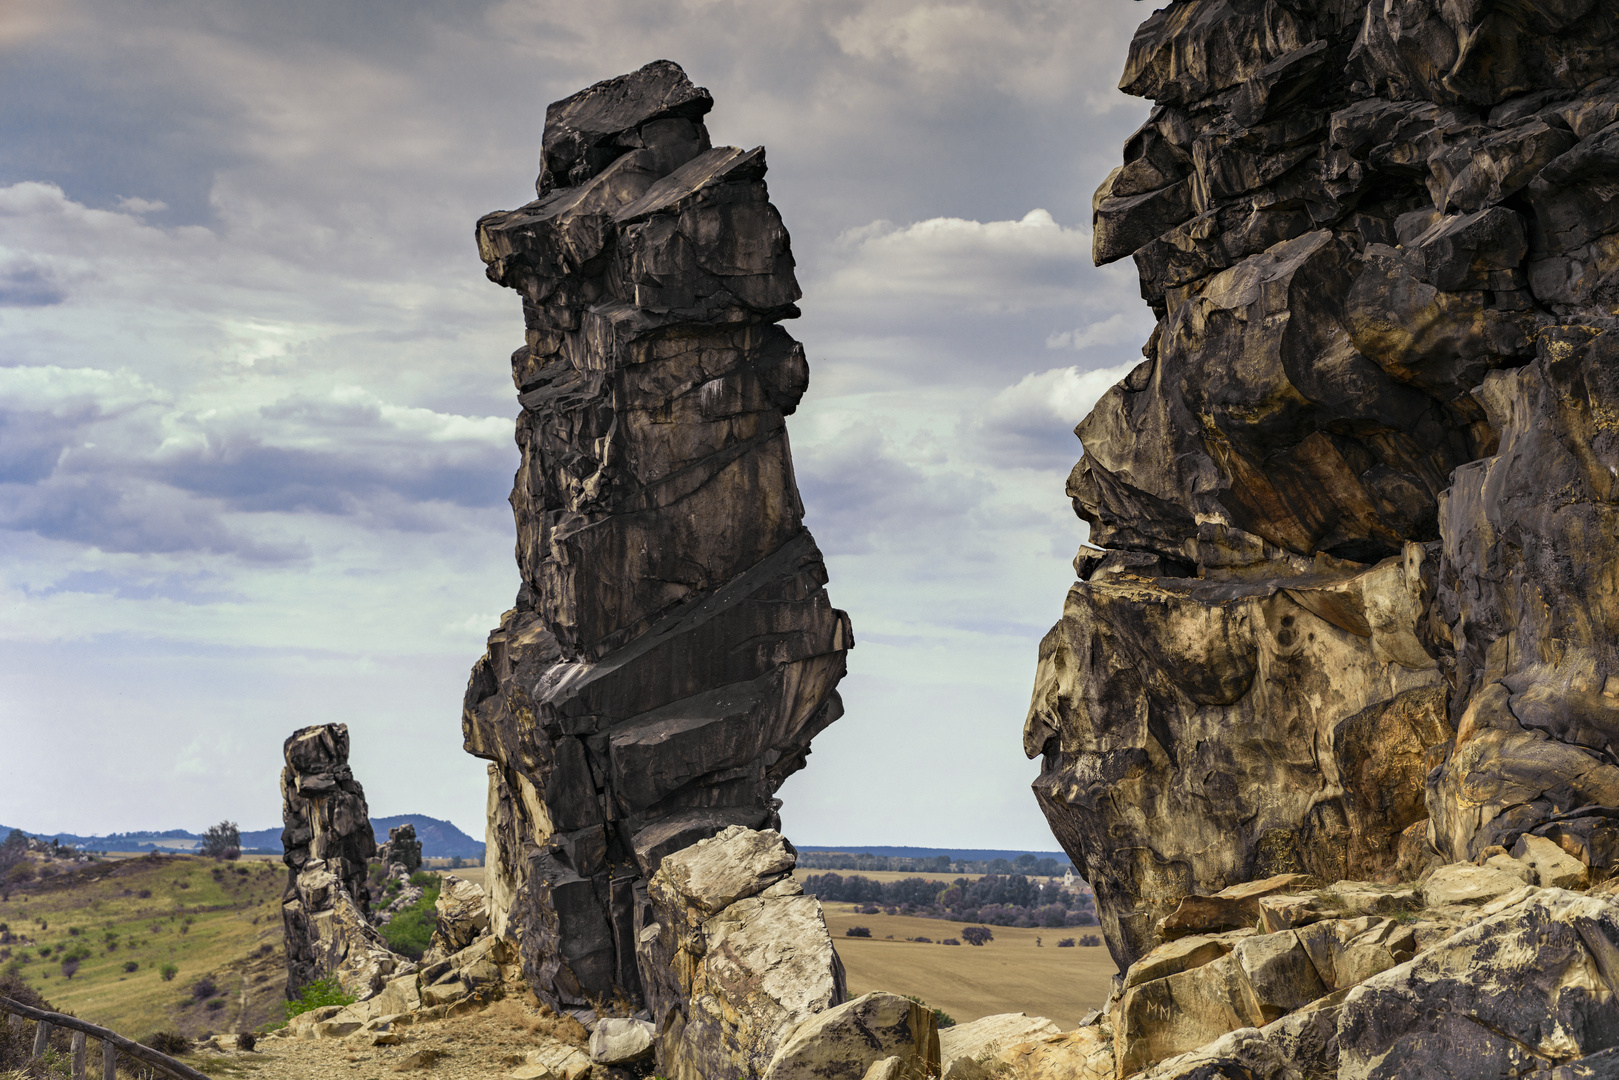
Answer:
(0, 0, 1155, 850)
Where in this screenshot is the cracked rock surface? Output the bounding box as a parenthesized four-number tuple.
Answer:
(462, 60, 851, 1013)
(1027, 0, 1619, 980)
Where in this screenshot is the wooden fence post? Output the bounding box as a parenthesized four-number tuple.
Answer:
(31, 1018, 51, 1062)
(103, 1040, 118, 1080)
(73, 1028, 87, 1079)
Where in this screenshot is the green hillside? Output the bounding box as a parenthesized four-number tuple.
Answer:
(0, 854, 287, 1039)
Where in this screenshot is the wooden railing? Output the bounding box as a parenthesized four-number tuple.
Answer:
(0, 995, 212, 1080)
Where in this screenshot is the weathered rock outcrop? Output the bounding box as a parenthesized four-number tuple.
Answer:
(637, 825, 847, 1080)
(1028, 0, 1619, 979)
(463, 60, 851, 1013)
(376, 823, 421, 875)
(280, 724, 403, 999)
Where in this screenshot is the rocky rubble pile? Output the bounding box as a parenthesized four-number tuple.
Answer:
(919, 858, 1619, 1078)
(1021, 0, 1619, 1073)
(462, 59, 852, 1015)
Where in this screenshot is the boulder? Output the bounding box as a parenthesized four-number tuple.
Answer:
(590, 1018, 655, 1065)
(639, 828, 846, 1080)
(1515, 834, 1591, 891)
(763, 993, 939, 1080)
(938, 1013, 1060, 1079)
(995, 1027, 1114, 1080)
(463, 58, 851, 1013)
(1338, 889, 1619, 1078)
(1420, 863, 1532, 908)
(424, 875, 489, 961)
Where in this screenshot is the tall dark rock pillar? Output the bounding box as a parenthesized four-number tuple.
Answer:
(463, 60, 852, 1013)
(280, 723, 401, 999)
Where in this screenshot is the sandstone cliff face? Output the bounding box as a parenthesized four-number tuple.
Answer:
(463, 61, 851, 1013)
(1028, 0, 1619, 971)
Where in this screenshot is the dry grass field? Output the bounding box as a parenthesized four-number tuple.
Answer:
(0, 854, 288, 1038)
(447, 866, 1107, 1028)
(818, 903, 1115, 1030)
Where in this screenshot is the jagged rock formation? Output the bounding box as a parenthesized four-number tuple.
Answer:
(463, 60, 852, 1013)
(280, 724, 403, 999)
(376, 823, 421, 875)
(1027, 0, 1619, 981)
(637, 825, 847, 1080)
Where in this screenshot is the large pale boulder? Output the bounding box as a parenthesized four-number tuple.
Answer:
(1337, 889, 1619, 1078)
(763, 993, 939, 1080)
(938, 1013, 1060, 1080)
(1419, 863, 1531, 908)
(996, 1027, 1114, 1080)
(423, 875, 489, 962)
(590, 1018, 655, 1065)
(638, 827, 846, 1080)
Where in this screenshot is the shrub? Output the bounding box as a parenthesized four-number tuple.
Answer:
(142, 1031, 190, 1055)
(844, 927, 872, 938)
(942, 938, 960, 946)
(1057, 938, 1075, 948)
(379, 879, 441, 960)
(206, 999, 225, 1011)
(60, 958, 79, 979)
(124, 960, 140, 973)
(408, 870, 437, 889)
(960, 926, 994, 946)
(36, 945, 51, 957)
(1079, 934, 1103, 947)
(237, 1033, 257, 1052)
(285, 977, 355, 1021)
(161, 963, 178, 981)
(200, 822, 241, 861)
(913, 937, 932, 943)
(192, 976, 218, 1000)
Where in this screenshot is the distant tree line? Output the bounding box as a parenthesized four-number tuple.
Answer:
(803, 872, 1098, 928)
(797, 852, 1076, 878)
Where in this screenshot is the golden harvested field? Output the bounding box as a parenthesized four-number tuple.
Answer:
(793, 869, 1070, 886)
(819, 903, 1115, 1030)
(449, 866, 1105, 1028)
(0, 854, 289, 1038)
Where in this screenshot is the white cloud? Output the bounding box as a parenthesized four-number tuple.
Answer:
(1046, 310, 1156, 351)
(821, 209, 1091, 313)
(0, 0, 1157, 847)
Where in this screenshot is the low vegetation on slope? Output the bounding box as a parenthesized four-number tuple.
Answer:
(0, 853, 287, 1038)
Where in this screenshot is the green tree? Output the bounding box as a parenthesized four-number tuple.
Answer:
(199, 821, 240, 861)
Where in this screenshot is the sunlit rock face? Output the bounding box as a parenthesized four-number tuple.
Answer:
(462, 60, 852, 1012)
(1029, 0, 1619, 969)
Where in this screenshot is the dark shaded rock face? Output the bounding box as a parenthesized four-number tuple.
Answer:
(1028, 0, 1619, 971)
(280, 723, 387, 997)
(376, 822, 422, 875)
(463, 60, 851, 1013)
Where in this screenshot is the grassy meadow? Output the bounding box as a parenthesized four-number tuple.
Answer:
(0, 854, 288, 1038)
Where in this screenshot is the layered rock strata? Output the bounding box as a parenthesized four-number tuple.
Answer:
(280, 723, 403, 999)
(1028, 0, 1619, 975)
(464, 60, 851, 1013)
